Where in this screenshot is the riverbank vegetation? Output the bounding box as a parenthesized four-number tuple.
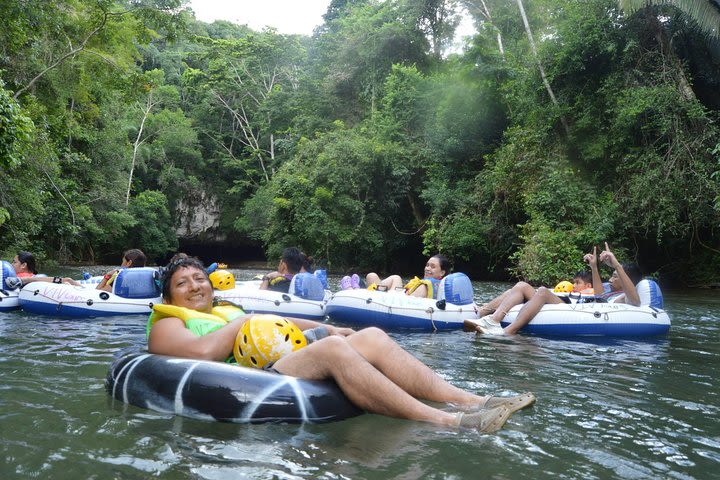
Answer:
(1, 0, 719, 286)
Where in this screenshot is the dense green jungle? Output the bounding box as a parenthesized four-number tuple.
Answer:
(1, 0, 719, 286)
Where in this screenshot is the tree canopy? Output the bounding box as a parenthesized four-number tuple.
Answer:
(1, 0, 719, 286)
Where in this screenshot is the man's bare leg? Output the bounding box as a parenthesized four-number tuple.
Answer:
(274, 335, 462, 426)
(490, 282, 536, 324)
(504, 287, 563, 335)
(345, 328, 487, 405)
(274, 330, 534, 428)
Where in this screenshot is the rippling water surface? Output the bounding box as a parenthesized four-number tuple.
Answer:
(1, 267, 719, 479)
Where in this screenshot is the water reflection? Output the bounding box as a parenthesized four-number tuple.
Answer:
(0, 273, 719, 479)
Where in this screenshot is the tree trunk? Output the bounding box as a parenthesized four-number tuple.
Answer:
(515, 0, 570, 136)
(645, 8, 696, 101)
(471, 0, 506, 60)
(126, 92, 154, 206)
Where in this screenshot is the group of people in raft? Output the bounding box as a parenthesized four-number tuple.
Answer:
(7, 248, 147, 291)
(4, 241, 663, 433)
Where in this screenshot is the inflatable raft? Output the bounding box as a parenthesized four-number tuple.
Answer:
(214, 272, 328, 321)
(0, 288, 19, 311)
(325, 273, 478, 331)
(106, 351, 362, 424)
(0, 260, 20, 311)
(19, 267, 162, 317)
(500, 300, 670, 336)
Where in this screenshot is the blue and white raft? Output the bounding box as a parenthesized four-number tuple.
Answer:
(501, 302, 670, 336)
(501, 279, 670, 336)
(0, 288, 19, 312)
(106, 351, 362, 424)
(19, 267, 162, 317)
(325, 273, 478, 331)
(214, 272, 328, 321)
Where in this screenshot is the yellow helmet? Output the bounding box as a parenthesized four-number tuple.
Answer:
(209, 269, 235, 290)
(233, 314, 307, 368)
(553, 281, 574, 293)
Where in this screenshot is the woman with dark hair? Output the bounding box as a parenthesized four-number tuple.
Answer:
(11, 251, 37, 278)
(9, 251, 80, 287)
(259, 247, 309, 293)
(362, 254, 450, 299)
(97, 248, 147, 292)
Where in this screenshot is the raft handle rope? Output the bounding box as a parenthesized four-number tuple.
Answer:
(22, 288, 157, 307)
(425, 306, 439, 331)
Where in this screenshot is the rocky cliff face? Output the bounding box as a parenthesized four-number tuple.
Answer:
(174, 192, 225, 241)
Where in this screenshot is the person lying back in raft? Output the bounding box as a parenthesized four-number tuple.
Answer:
(259, 247, 311, 293)
(10, 251, 80, 287)
(96, 248, 146, 292)
(464, 270, 594, 335)
(363, 254, 449, 299)
(148, 256, 536, 432)
(465, 242, 663, 335)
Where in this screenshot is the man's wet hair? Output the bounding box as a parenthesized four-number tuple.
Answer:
(621, 263, 643, 285)
(123, 249, 146, 267)
(573, 270, 592, 284)
(281, 247, 307, 274)
(161, 256, 208, 300)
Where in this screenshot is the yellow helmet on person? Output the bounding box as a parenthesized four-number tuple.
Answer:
(553, 281, 574, 293)
(209, 269, 235, 290)
(233, 314, 307, 368)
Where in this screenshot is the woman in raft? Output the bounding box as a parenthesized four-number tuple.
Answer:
(10, 251, 79, 287)
(355, 254, 449, 299)
(96, 248, 147, 292)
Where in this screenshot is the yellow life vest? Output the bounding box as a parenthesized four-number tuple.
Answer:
(146, 303, 245, 339)
(404, 276, 436, 299)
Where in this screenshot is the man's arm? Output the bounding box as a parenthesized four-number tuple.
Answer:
(599, 243, 640, 306)
(148, 316, 250, 361)
(583, 246, 604, 295)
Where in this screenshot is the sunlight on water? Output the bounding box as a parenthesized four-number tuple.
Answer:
(0, 270, 718, 479)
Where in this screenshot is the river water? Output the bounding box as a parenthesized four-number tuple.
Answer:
(1, 267, 719, 479)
